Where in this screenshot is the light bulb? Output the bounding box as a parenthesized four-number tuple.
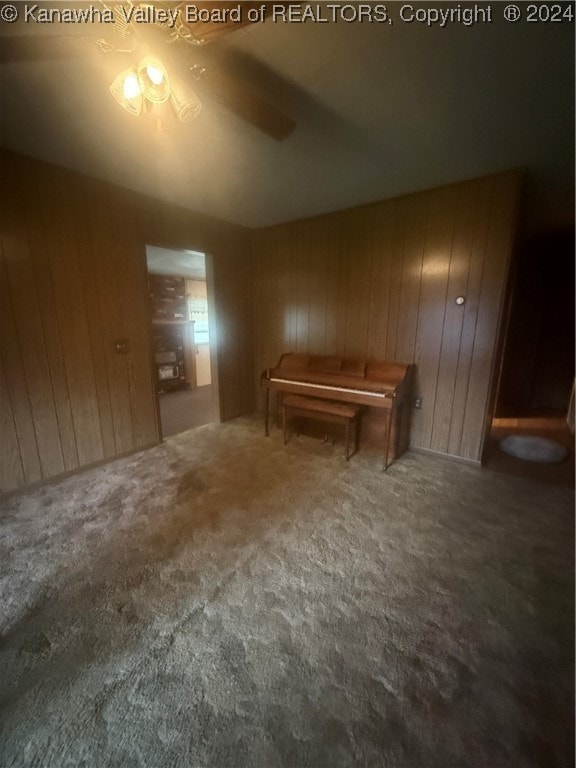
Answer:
(146, 65, 164, 86)
(123, 73, 141, 100)
(137, 55, 170, 103)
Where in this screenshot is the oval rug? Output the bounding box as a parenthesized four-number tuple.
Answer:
(498, 435, 568, 464)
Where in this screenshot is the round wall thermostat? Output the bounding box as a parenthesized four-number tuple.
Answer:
(455, 296, 465, 305)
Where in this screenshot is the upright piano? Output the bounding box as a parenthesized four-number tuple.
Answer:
(261, 353, 414, 467)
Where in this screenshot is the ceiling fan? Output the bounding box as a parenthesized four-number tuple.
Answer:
(0, 1, 297, 141)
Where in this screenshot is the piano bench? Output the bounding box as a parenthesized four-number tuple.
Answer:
(282, 394, 362, 461)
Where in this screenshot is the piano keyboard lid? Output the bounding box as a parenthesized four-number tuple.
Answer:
(269, 354, 409, 392)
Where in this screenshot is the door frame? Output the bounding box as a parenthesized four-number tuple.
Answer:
(143, 244, 220, 441)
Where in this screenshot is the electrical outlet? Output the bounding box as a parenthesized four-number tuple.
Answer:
(414, 396, 422, 409)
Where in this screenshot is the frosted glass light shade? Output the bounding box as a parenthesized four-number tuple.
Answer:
(170, 78, 202, 122)
(110, 67, 143, 116)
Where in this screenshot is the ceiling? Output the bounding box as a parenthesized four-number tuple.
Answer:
(1, 3, 574, 233)
(146, 245, 206, 279)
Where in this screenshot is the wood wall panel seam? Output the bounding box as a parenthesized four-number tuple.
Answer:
(429, 186, 460, 453)
(18, 160, 81, 472)
(458, 179, 498, 458)
(0, 353, 25, 491)
(447, 178, 494, 456)
(432, 182, 476, 454)
(35, 164, 105, 467)
(1, 165, 66, 480)
(67, 178, 117, 460)
(0, 252, 43, 484)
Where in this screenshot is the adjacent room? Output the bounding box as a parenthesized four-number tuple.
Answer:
(0, 3, 574, 767)
(146, 245, 217, 437)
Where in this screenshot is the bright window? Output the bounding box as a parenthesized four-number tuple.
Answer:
(188, 295, 210, 344)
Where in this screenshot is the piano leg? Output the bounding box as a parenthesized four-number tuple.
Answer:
(383, 408, 393, 471)
(345, 418, 357, 461)
(264, 388, 270, 436)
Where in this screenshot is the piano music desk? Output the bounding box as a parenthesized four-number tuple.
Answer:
(282, 395, 362, 462)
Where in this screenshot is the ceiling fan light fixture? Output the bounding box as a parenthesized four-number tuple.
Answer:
(137, 55, 170, 103)
(110, 66, 143, 116)
(110, 53, 204, 127)
(169, 78, 202, 123)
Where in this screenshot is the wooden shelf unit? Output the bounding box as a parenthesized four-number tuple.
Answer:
(149, 273, 188, 322)
(149, 274, 196, 392)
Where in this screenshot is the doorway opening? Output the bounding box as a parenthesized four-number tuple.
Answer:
(482, 229, 574, 487)
(146, 244, 218, 438)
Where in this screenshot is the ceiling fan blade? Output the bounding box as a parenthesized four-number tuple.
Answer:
(0, 2, 135, 63)
(0, 34, 136, 64)
(190, 62, 296, 141)
(0, 36, 94, 64)
(173, 1, 264, 46)
(157, 2, 297, 47)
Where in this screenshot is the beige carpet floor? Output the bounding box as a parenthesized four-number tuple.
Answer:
(0, 415, 574, 767)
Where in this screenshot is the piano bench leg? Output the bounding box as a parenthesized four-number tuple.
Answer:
(282, 405, 361, 462)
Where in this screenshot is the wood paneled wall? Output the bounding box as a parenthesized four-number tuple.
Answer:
(0, 151, 519, 493)
(252, 171, 521, 462)
(0, 150, 253, 493)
